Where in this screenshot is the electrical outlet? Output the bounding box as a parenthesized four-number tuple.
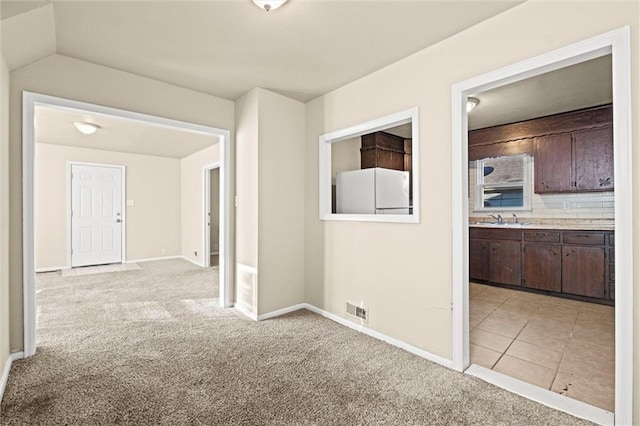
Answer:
(161, 248, 167, 255)
(563, 201, 571, 210)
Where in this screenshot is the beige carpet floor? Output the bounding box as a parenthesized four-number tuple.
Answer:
(0, 259, 592, 425)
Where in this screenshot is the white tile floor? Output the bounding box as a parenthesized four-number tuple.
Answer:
(469, 282, 615, 412)
(61, 263, 141, 277)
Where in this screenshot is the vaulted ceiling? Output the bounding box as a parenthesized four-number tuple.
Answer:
(1, 0, 522, 102)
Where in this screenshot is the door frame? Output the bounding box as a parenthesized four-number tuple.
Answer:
(66, 161, 126, 268)
(203, 163, 220, 268)
(451, 27, 632, 424)
(23, 92, 234, 358)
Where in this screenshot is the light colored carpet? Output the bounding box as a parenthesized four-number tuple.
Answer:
(1, 259, 592, 425)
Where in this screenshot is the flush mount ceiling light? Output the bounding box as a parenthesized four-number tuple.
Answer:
(73, 121, 100, 135)
(467, 97, 480, 112)
(252, 0, 288, 12)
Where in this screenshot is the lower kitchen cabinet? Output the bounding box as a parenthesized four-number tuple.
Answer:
(523, 243, 561, 292)
(490, 241, 521, 286)
(469, 227, 613, 304)
(562, 245, 606, 299)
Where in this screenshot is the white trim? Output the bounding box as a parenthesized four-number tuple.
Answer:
(0, 352, 23, 402)
(22, 92, 234, 357)
(181, 256, 203, 267)
(0, 355, 12, 403)
(66, 161, 126, 268)
(451, 27, 633, 424)
(257, 303, 306, 321)
(319, 107, 420, 224)
(303, 304, 453, 369)
(202, 162, 221, 268)
(233, 303, 258, 321)
(466, 365, 613, 426)
(124, 255, 183, 264)
(9, 352, 24, 361)
(35, 266, 68, 273)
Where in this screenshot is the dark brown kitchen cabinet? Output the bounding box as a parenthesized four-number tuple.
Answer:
(469, 227, 613, 304)
(562, 245, 606, 299)
(360, 131, 405, 171)
(534, 134, 573, 193)
(469, 228, 521, 286)
(523, 243, 561, 292)
(573, 127, 614, 191)
(490, 241, 521, 286)
(534, 126, 613, 194)
(469, 239, 490, 282)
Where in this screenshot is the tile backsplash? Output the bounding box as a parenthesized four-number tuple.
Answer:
(469, 159, 614, 220)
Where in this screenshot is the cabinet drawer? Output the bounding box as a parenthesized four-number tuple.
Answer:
(524, 231, 560, 243)
(563, 232, 605, 245)
(470, 228, 522, 241)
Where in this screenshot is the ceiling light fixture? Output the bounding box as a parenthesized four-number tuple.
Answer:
(73, 121, 100, 135)
(467, 97, 480, 112)
(252, 0, 288, 12)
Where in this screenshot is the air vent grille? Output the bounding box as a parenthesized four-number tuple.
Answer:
(346, 301, 368, 321)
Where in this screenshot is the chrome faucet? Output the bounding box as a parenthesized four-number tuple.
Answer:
(489, 214, 502, 223)
(512, 213, 518, 224)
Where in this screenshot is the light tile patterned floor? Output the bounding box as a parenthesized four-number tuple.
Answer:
(61, 262, 141, 277)
(469, 282, 614, 412)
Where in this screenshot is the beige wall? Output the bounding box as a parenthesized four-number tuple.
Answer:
(234, 88, 306, 315)
(180, 143, 220, 265)
(210, 168, 220, 254)
(257, 88, 306, 315)
(304, 4, 639, 420)
(34, 144, 182, 269)
(234, 89, 259, 313)
(9, 54, 234, 352)
(1, 45, 11, 371)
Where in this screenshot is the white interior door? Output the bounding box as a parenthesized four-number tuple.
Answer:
(71, 164, 123, 267)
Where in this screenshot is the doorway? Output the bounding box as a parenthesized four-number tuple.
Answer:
(204, 165, 220, 268)
(69, 162, 125, 268)
(22, 92, 233, 359)
(451, 27, 632, 425)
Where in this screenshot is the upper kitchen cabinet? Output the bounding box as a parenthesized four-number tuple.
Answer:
(573, 127, 614, 191)
(360, 131, 406, 171)
(534, 134, 572, 192)
(469, 105, 613, 193)
(534, 126, 613, 193)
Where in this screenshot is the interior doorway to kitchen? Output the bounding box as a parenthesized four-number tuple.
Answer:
(451, 27, 632, 426)
(205, 165, 220, 268)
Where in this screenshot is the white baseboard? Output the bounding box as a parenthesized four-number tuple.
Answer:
(465, 365, 613, 426)
(302, 303, 453, 369)
(257, 303, 306, 321)
(210, 251, 219, 256)
(1, 352, 22, 403)
(125, 255, 183, 264)
(233, 303, 258, 321)
(181, 256, 204, 267)
(35, 266, 68, 273)
(246, 301, 452, 369)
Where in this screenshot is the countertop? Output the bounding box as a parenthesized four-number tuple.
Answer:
(469, 222, 614, 231)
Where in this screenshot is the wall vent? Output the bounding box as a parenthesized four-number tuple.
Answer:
(346, 301, 368, 322)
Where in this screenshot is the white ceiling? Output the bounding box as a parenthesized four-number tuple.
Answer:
(468, 55, 612, 130)
(35, 105, 218, 159)
(1, 0, 522, 102)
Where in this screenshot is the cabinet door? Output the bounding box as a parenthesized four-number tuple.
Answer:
(573, 127, 614, 191)
(469, 238, 490, 281)
(490, 241, 521, 286)
(523, 243, 561, 292)
(534, 133, 572, 193)
(562, 246, 605, 298)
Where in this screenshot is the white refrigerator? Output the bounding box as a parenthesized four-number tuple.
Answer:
(336, 168, 410, 214)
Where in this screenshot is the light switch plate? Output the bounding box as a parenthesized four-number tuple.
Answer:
(127, 200, 135, 206)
